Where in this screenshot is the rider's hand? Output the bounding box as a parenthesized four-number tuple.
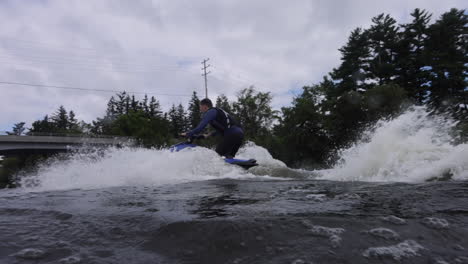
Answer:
(193, 134, 205, 139)
(179, 132, 187, 138)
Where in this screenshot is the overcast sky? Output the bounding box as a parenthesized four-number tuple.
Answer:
(0, 0, 466, 132)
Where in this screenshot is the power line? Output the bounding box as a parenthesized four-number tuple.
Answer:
(0, 53, 198, 74)
(0, 37, 202, 61)
(212, 65, 272, 88)
(0, 81, 191, 97)
(0, 38, 203, 75)
(0, 38, 275, 90)
(0, 38, 285, 97)
(0, 47, 194, 71)
(0, 60, 198, 76)
(1, 37, 281, 89)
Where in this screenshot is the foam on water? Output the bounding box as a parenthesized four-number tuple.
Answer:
(363, 240, 425, 260)
(367, 227, 400, 240)
(422, 217, 449, 229)
(320, 106, 468, 182)
(16, 143, 282, 192)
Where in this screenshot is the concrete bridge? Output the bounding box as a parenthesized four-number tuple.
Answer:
(0, 135, 134, 155)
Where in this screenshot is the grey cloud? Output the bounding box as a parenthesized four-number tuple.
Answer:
(0, 0, 466, 131)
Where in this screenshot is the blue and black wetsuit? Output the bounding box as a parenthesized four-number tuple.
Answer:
(187, 108, 244, 158)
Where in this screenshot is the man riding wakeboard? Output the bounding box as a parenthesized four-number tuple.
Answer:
(180, 98, 244, 159)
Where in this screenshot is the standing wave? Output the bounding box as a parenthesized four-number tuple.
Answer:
(15, 143, 286, 192)
(320, 106, 468, 182)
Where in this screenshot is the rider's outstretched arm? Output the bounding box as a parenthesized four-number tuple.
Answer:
(186, 109, 217, 138)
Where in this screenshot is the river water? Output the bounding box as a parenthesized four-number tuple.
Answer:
(1, 107, 467, 264)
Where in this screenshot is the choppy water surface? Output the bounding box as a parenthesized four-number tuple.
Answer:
(1, 107, 467, 264)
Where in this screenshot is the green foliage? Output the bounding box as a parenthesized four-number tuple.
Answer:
(168, 104, 188, 136)
(149, 96, 163, 118)
(29, 115, 55, 134)
(314, 7, 466, 159)
(0, 157, 20, 187)
(91, 93, 171, 147)
(29, 106, 84, 135)
(110, 110, 170, 147)
(425, 8, 467, 109)
(232, 86, 276, 138)
(216, 94, 232, 113)
(0, 154, 49, 188)
(330, 28, 370, 94)
(7, 122, 26, 136)
(395, 8, 432, 103)
(51, 105, 69, 131)
(274, 85, 330, 166)
(91, 92, 169, 145)
(367, 14, 399, 85)
(187, 92, 201, 129)
(364, 84, 408, 121)
(457, 119, 468, 143)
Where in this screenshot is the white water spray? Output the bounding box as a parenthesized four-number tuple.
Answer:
(12, 106, 468, 191)
(321, 106, 468, 182)
(16, 143, 283, 192)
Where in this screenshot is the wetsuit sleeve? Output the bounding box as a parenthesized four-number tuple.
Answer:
(187, 109, 217, 138)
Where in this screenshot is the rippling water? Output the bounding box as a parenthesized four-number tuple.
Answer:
(1, 179, 468, 264)
(1, 107, 467, 263)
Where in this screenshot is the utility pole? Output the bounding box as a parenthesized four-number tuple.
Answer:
(201, 58, 211, 98)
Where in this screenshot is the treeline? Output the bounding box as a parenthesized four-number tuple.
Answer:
(272, 8, 468, 166)
(13, 88, 273, 147)
(4, 8, 467, 171)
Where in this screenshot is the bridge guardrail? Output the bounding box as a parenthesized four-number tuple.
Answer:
(26, 132, 129, 139)
(0, 131, 131, 140)
(0, 134, 135, 147)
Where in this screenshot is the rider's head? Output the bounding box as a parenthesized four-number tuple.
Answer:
(199, 98, 213, 113)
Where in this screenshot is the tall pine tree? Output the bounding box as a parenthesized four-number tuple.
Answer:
(29, 115, 54, 134)
(115, 92, 127, 115)
(395, 8, 432, 103)
(367, 14, 399, 85)
(149, 96, 162, 118)
(177, 103, 188, 132)
(68, 110, 81, 133)
(330, 28, 370, 95)
(7, 122, 26, 136)
(168, 104, 187, 136)
(51, 106, 69, 131)
(425, 8, 467, 108)
(187, 91, 201, 129)
(216, 94, 232, 113)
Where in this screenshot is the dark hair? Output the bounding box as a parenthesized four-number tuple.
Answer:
(200, 98, 213, 108)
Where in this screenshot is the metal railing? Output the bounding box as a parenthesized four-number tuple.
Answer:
(0, 131, 129, 139)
